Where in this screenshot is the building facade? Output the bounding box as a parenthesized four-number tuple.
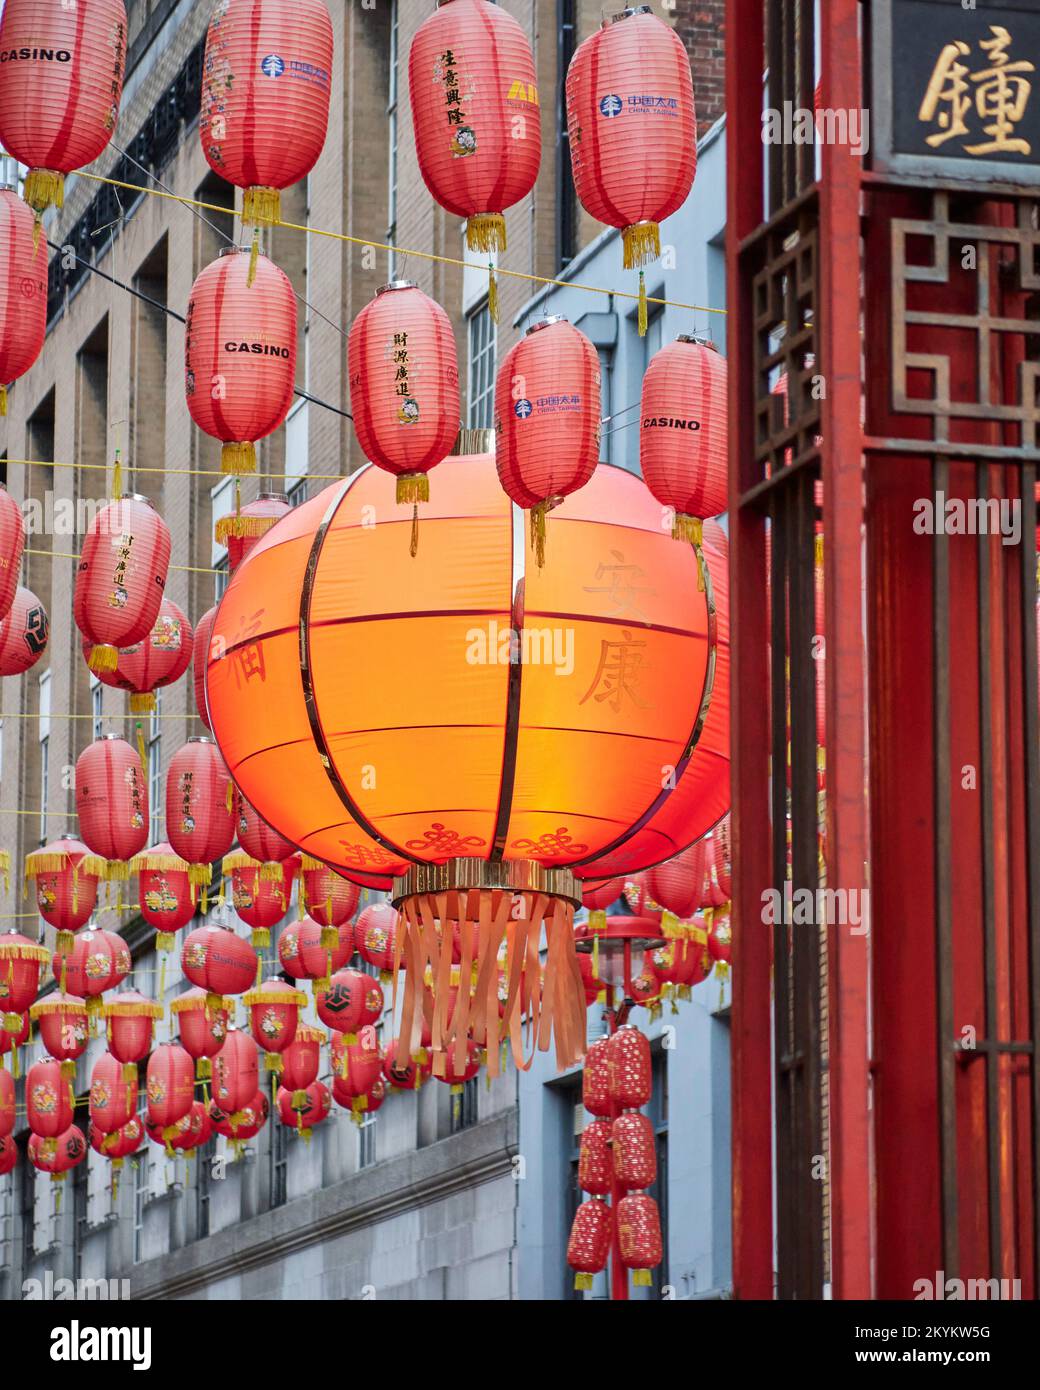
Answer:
(0, 0, 729, 1301)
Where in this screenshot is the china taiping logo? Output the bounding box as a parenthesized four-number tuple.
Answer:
(599, 93, 623, 118)
(514, 398, 533, 420)
(261, 54, 285, 78)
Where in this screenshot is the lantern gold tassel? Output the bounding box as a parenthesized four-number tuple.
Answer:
(466, 213, 507, 254)
(638, 271, 648, 338)
(252, 928, 270, 951)
(622, 220, 661, 270)
(221, 441, 257, 475)
(111, 449, 122, 501)
(23, 169, 65, 214)
(633, 1269, 653, 1287)
(0, 849, 9, 895)
(0, 385, 6, 417)
(530, 500, 550, 569)
(488, 262, 499, 323)
(88, 644, 120, 674)
(243, 185, 281, 227)
(129, 692, 156, 715)
(397, 473, 430, 507)
(247, 225, 260, 287)
(225, 780, 235, 815)
(574, 1272, 594, 1291)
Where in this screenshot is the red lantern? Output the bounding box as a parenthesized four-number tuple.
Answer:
(193, 605, 218, 729)
(25, 839, 105, 948)
(277, 1080, 331, 1137)
(27, 1058, 74, 1137)
(209, 1090, 268, 1143)
(89, 1050, 136, 1136)
(216, 493, 292, 572)
(30, 994, 89, 1079)
(147, 1101, 209, 1154)
(494, 317, 600, 564)
(566, 9, 695, 275)
(0, 1012, 29, 1062)
(200, 0, 333, 228)
(165, 738, 235, 893)
(245, 979, 305, 1074)
(316, 968, 371, 1038)
(132, 843, 197, 951)
(0, 1135, 17, 1176)
(0, 189, 46, 420)
(100, 597, 193, 714)
(703, 837, 728, 908)
(434, 1037, 481, 1090)
(75, 737, 148, 877)
(577, 951, 604, 1007)
(74, 496, 171, 674)
(0, 486, 24, 624)
(0, 0, 127, 213)
(713, 816, 733, 900)
(707, 906, 732, 966)
(567, 1198, 612, 1290)
(582, 877, 624, 933)
(578, 1117, 612, 1196)
(101, 991, 162, 1082)
(648, 932, 710, 994)
(278, 915, 353, 992)
(330, 1030, 383, 1114)
(281, 1026, 324, 1100)
(170, 987, 231, 1083)
(211, 1028, 259, 1117)
(90, 1116, 143, 1171)
(645, 839, 708, 936)
(0, 584, 49, 675)
(146, 1043, 196, 1134)
(52, 928, 131, 1013)
(359, 976, 384, 1030)
(299, 860, 359, 931)
(29, 1124, 86, 1182)
(612, 1111, 657, 1190)
(354, 903, 401, 980)
(228, 854, 297, 949)
(582, 1036, 611, 1118)
(0, 930, 48, 1029)
(0, 1067, 15, 1138)
(234, 792, 296, 868)
(408, 0, 540, 254)
(606, 1025, 651, 1109)
(622, 876, 664, 925)
(181, 923, 257, 1000)
(185, 246, 298, 476)
(347, 282, 459, 541)
(383, 1039, 430, 1091)
(617, 1192, 663, 1285)
(630, 970, 664, 1010)
(640, 338, 727, 548)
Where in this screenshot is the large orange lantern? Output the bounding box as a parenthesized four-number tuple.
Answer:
(566, 7, 695, 322)
(0, 584, 49, 675)
(200, 0, 333, 228)
(185, 247, 297, 476)
(0, 0, 127, 213)
(132, 843, 197, 950)
(75, 737, 148, 879)
(347, 282, 459, 549)
(0, 930, 48, 1029)
(0, 188, 47, 417)
(494, 318, 600, 564)
(25, 839, 105, 948)
(74, 497, 171, 673)
(27, 1058, 74, 1137)
(216, 492, 291, 571)
(29, 993, 89, 1079)
(89, 1050, 136, 1136)
(207, 449, 728, 1077)
(640, 337, 727, 549)
(408, 0, 541, 255)
(165, 738, 235, 893)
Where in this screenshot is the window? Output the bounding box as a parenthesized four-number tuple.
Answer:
(133, 1089, 149, 1263)
(467, 303, 496, 429)
(556, 0, 579, 270)
(90, 676, 103, 740)
(21, 1153, 35, 1274)
(449, 1077, 479, 1134)
(387, 0, 399, 279)
(214, 555, 230, 601)
(38, 670, 51, 845)
(269, 1121, 288, 1209)
(147, 689, 163, 844)
(72, 1154, 89, 1281)
(645, 1048, 670, 1297)
(359, 1113, 377, 1170)
(196, 1138, 214, 1240)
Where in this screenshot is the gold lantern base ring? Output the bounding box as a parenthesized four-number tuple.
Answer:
(390, 859, 587, 1082)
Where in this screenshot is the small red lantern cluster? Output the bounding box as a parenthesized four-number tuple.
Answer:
(567, 1025, 662, 1293)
